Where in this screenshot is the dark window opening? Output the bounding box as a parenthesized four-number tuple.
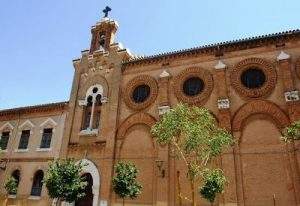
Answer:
(18, 130, 30, 149)
(132, 84, 150, 103)
(40, 128, 52, 149)
(96, 94, 102, 106)
(0, 132, 10, 150)
(10, 170, 20, 195)
(99, 33, 106, 49)
(241, 68, 266, 89)
(87, 96, 93, 107)
(92, 87, 98, 94)
(183, 77, 204, 96)
(31, 170, 44, 196)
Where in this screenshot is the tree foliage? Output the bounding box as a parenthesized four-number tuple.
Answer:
(112, 162, 142, 201)
(43, 158, 87, 203)
(4, 176, 18, 195)
(199, 169, 226, 203)
(282, 120, 300, 142)
(151, 103, 234, 204)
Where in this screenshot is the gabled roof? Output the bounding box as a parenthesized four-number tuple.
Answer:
(122, 29, 300, 68)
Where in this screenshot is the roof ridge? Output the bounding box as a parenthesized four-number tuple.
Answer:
(123, 29, 300, 65)
(0, 101, 69, 114)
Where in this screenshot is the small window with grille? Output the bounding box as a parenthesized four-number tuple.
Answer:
(18, 130, 30, 150)
(0, 132, 10, 150)
(40, 128, 52, 149)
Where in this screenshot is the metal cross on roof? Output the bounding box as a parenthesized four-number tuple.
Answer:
(103, 6, 112, 18)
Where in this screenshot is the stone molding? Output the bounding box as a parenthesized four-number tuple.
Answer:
(232, 100, 290, 133)
(123, 75, 158, 110)
(173, 67, 213, 105)
(230, 58, 277, 98)
(284, 90, 300, 102)
(217, 98, 230, 109)
(158, 105, 170, 115)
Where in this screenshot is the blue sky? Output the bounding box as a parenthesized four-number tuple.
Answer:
(0, 0, 299, 109)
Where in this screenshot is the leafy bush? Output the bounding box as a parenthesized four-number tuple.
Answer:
(282, 120, 300, 142)
(44, 158, 87, 203)
(112, 162, 142, 200)
(199, 169, 226, 203)
(4, 177, 18, 195)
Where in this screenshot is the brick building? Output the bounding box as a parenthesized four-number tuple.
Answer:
(1, 13, 300, 206)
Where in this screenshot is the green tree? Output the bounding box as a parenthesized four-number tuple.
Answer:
(199, 169, 226, 204)
(281, 120, 300, 142)
(151, 103, 234, 206)
(112, 162, 142, 206)
(43, 158, 87, 205)
(4, 176, 18, 195)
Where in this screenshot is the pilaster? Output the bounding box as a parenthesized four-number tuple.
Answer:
(277, 51, 300, 205)
(214, 60, 238, 206)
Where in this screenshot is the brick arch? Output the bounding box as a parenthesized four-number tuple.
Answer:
(232, 100, 290, 132)
(117, 112, 157, 139)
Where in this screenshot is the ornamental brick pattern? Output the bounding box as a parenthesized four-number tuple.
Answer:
(230, 57, 277, 98)
(173, 67, 213, 105)
(122, 75, 158, 110)
(232, 100, 290, 132)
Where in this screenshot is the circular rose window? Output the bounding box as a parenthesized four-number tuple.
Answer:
(230, 58, 276, 98)
(123, 75, 158, 110)
(174, 68, 213, 105)
(241, 68, 266, 89)
(183, 77, 204, 96)
(132, 84, 150, 103)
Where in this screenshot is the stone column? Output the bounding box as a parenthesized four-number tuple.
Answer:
(156, 70, 171, 206)
(277, 51, 300, 205)
(214, 60, 238, 206)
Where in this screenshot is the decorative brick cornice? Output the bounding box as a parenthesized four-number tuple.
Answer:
(230, 58, 277, 98)
(123, 75, 158, 110)
(122, 29, 300, 69)
(232, 100, 290, 132)
(173, 67, 213, 105)
(0, 101, 68, 117)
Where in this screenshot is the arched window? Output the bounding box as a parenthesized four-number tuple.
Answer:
(81, 85, 104, 131)
(31, 170, 44, 196)
(9, 170, 20, 195)
(99, 33, 106, 50)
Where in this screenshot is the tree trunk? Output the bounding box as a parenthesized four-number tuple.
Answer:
(122, 198, 125, 206)
(190, 179, 196, 206)
(177, 171, 182, 206)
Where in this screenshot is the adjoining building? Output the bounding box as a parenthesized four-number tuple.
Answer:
(1, 10, 300, 206)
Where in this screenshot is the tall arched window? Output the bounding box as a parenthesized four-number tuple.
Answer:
(31, 170, 44, 196)
(81, 85, 105, 132)
(9, 170, 20, 195)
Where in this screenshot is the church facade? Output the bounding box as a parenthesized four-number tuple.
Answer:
(0, 13, 300, 206)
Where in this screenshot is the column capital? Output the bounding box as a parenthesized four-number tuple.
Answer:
(159, 70, 171, 79)
(214, 60, 227, 70)
(277, 51, 290, 61)
(217, 98, 230, 109)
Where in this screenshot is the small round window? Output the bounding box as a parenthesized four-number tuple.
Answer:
(183, 77, 204, 96)
(241, 68, 266, 89)
(132, 84, 150, 103)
